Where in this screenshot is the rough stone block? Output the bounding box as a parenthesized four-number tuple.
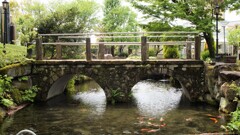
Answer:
(204, 94, 217, 105)
(219, 97, 237, 113)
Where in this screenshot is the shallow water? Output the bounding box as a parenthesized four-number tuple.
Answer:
(0, 80, 227, 135)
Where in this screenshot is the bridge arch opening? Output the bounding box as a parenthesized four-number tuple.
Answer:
(131, 75, 183, 117)
(47, 74, 107, 104)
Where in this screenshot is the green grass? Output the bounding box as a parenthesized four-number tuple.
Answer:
(0, 44, 27, 68)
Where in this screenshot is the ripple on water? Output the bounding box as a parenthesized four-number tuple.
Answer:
(132, 80, 182, 117)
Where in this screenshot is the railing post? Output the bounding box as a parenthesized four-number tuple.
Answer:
(186, 38, 192, 59)
(98, 40, 105, 59)
(36, 37, 43, 60)
(141, 36, 148, 61)
(56, 40, 62, 59)
(86, 38, 92, 61)
(195, 36, 201, 60)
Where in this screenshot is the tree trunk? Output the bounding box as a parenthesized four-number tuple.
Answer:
(111, 46, 115, 57)
(233, 46, 238, 55)
(203, 32, 215, 58)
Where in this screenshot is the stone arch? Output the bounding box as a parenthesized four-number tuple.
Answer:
(47, 72, 108, 101)
(47, 74, 74, 100)
(134, 68, 185, 98)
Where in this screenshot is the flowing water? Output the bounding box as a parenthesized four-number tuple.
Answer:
(1, 80, 227, 135)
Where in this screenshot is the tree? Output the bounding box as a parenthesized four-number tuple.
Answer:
(102, 0, 138, 56)
(227, 26, 240, 55)
(11, 0, 46, 46)
(129, 0, 240, 59)
(37, 0, 99, 58)
(38, 0, 99, 34)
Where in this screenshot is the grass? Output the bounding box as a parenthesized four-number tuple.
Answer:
(0, 44, 27, 68)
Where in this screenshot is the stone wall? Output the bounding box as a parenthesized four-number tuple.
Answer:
(205, 63, 240, 113)
(31, 60, 205, 103)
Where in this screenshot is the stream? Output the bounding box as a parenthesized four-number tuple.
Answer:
(0, 80, 227, 134)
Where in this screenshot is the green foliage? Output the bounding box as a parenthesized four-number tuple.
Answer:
(163, 45, 180, 59)
(0, 75, 13, 96)
(14, 0, 45, 45)
(0, 44, 27, 68)
(21, 86, 39, 102)
(0, 75, 39, 108)
(227, 107, 240, 134)
(229, 81, 240, 94)
(149, 47, 157, 57)
(0, 75, 14, 108)
(201, 50, 210, 61)
(11, 89, 23, 104)
(103, 0, 137, 32)
(61, 46, 83, 59)
(110, 89, 122, 105)
(38, 0, 99, 34)
(227, 26, 240, 47)
(1, 99, 14, 108)
(129, 0, 239, 58)
(101, 0, 138, 40)
(66, 76, 76, 95)
(18, 76, 28, 82)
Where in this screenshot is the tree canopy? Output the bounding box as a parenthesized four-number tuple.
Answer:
(227, 26, 240, 47)
(102, 0, 138, 32)
(10, 0, 99, 45)
(129, 0, 240, 58)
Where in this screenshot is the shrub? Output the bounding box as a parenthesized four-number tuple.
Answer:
(201, 50, 210, 61)
(66, 76, 76, 95)
(12, 89, 23, 104)
(0, 75, 39, 108)
(227, 107, 240, 134)
(163, 45, 179, 58)
(149, 47, 157, 57)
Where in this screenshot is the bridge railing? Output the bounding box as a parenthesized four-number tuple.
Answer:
(35, 32, 201, 61)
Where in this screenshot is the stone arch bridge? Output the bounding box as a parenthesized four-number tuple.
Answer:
(1, 60, 205, 103)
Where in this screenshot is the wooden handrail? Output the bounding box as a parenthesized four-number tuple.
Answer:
(36, 32, 201, 61)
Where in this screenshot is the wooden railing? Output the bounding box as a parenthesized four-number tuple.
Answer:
(35, 32, 201, 61)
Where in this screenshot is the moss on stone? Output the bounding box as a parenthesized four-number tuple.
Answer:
(0, 61, 32, 75)
(11, 88, 23, 104)
(66, 76, 76, 95)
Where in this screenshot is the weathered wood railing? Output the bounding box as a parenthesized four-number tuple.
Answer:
(36, 32, 201, 61)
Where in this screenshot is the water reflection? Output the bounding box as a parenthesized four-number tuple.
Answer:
(73, 91, 106, 116)
(73, 81, 106, 116)
(73, 79, 182, 118)
(1, 80, 226, 134)
(132, 80, 182, 117)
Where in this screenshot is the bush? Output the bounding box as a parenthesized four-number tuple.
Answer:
(0, 75, 39, 108)
(149, 47, 157, 57)
(201, 50, 210, 61)
(66, 76, 76, 95)
(12, 89, 23, 104)
(227, 107, 240, 134)
(163, 45, 179, 58)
